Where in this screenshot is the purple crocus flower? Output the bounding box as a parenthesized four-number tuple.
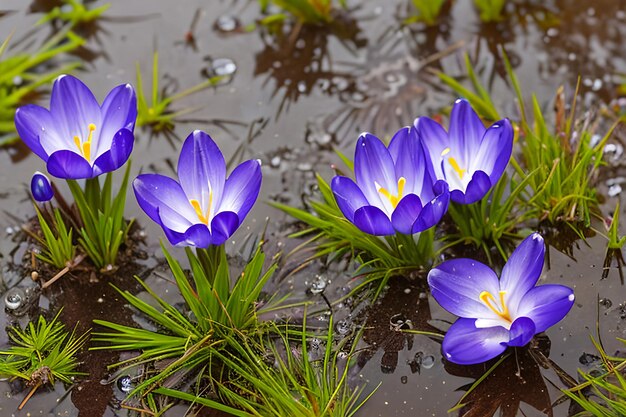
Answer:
(133, 130, 262, 247)
(416, 99, 513, 204)
(427, 233, 575, 365)
(331, 128, 449, 236)
(15, 75, 137, 179)
(31, 171, 54, 202)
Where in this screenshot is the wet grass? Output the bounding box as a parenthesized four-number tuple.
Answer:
(92, 242, 280, 397)
(258, 0, 346, 25)
(0, 311, 88, 410)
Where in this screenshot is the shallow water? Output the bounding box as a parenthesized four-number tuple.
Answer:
(0, 0, 626, 416)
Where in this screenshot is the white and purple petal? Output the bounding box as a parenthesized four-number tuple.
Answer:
(391, 194, 423, 234)
(177, 130, 226, 216)
(454, 170, 491, 204)
(470, 119, 513, 185)
(500, 233, 545, 312)
(415, 116, 449, 182)
(92, 128, 134, 177)
(507, 317, 536, 347)
(331, 176, 369, 223)
(449, 98, 484, 164)
(133, 174, 198, 230)
(97, 83, 137, 158)
(354, 133, 397, 214)
(49, 75, 102, 143)
(31, 171, 54, 202)
(47, 150, 94, 179)
(411, 180, 449, 233)
(427, 258, 501, 318)
(210, 211, 240, 245)
(217, 159, 262, 222)
(516, 285, 575, 333)
(388, 126, 425, 196)
(442, 318, 509, 365)
(353, 205, 394, 235)
(14, 105, 57, 161)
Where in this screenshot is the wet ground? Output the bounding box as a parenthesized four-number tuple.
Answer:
(1, 0, 626, 416)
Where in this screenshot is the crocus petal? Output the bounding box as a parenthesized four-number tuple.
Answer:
(442, 318, 509, 365)
(133, 174, 198, 230)
(177, 130, 226, 216)
(471, 119, 513, 185)
(449, 98, 484, 164)
(49, 75, 102, 142)
(391, 194, 423, 234)
(455, 170, 491, 204)
(353, 205, 394, 235)
(31, 171, 54, 202)
(388, 126, 425, 196)
(97, 84, 137, 158)
(217, 160, 262, 221)
(500, 233, 545, 312)
(411, 180, 449, 233)
(516, 285, 575, 333)
(415, 116, 449, 182)
(210, 211, 240, 245)
(428, 258, 501, 318)
(47, 150, 94, 179)
(92, 128, 134, 176)
(354, 133, 398, 213)
(331, 176, 369, 222)
(507, 317, 536, 347)
(14, 105, 56, 161)
(159, 216, 212, 248)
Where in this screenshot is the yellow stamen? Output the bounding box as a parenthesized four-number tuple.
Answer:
(377, 177, 406, 209)
(73, 123, 96, 162)
(479, 290, 512, 322)
(441, 147, 466, 179)
(189, 182, 213, 225)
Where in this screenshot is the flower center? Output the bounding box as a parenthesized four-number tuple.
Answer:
(189, 181, 213, 225)
(376, 177, 406, 209)
(441, 147, 466, 179)
(73, 123, 96, 162)
(479, 290, 512, 322)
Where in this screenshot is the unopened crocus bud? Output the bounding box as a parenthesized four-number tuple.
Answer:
(31, 171, 54, 202)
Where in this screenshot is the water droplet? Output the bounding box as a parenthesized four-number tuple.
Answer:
(117, 375, 133, 393)
(599, 298, 612, 309)
(310, 338, 322, 351)
(214, 15, 240, 33)
(335, 319, 352, 335)
(4, 288, 25, 310)
(604, 143, 623, 162)
(421, 355, 435, 369)
(389, 313, 412, 331)
(202, 57, 237, 85)
(307, 275, 327, 295)
(400, 375, 408, 384)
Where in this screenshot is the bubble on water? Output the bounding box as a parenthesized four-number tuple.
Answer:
(606, 177, 625, 197)
(599, 298, 613, 309)
(214, 15, 240, 33)
(203, 57, 237, 85)
(307, 275, 327, 295)
(335, 319, 352, 336)
(421, 355, 435, 369)
(117, 375, 133, 393)
(4, 288, 24, 310)
(389, 313, 412, 331)
(401, 375, 408, 384)
(603, 143, 623, 162)
(310, 338, 322, 351)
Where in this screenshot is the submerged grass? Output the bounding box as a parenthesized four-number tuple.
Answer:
(157, 317, 376, 417)
(564, 337, 626, 416)
(36, 0, 111, 27)
(406, 0, 447, 25)
(0, 311, 88, 409)
(258, 0, 347, 25)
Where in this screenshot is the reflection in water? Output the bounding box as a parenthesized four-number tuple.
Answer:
(356, 276, 441, 374)
(254, 15, 366, 120)
(445, 335, 554, 417)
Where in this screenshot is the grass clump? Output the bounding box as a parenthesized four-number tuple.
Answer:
(257, 0, 347, 25)
(0, 311, 88, 409)
(157, 317, 376, 417)
(93, 241, 280, 397)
